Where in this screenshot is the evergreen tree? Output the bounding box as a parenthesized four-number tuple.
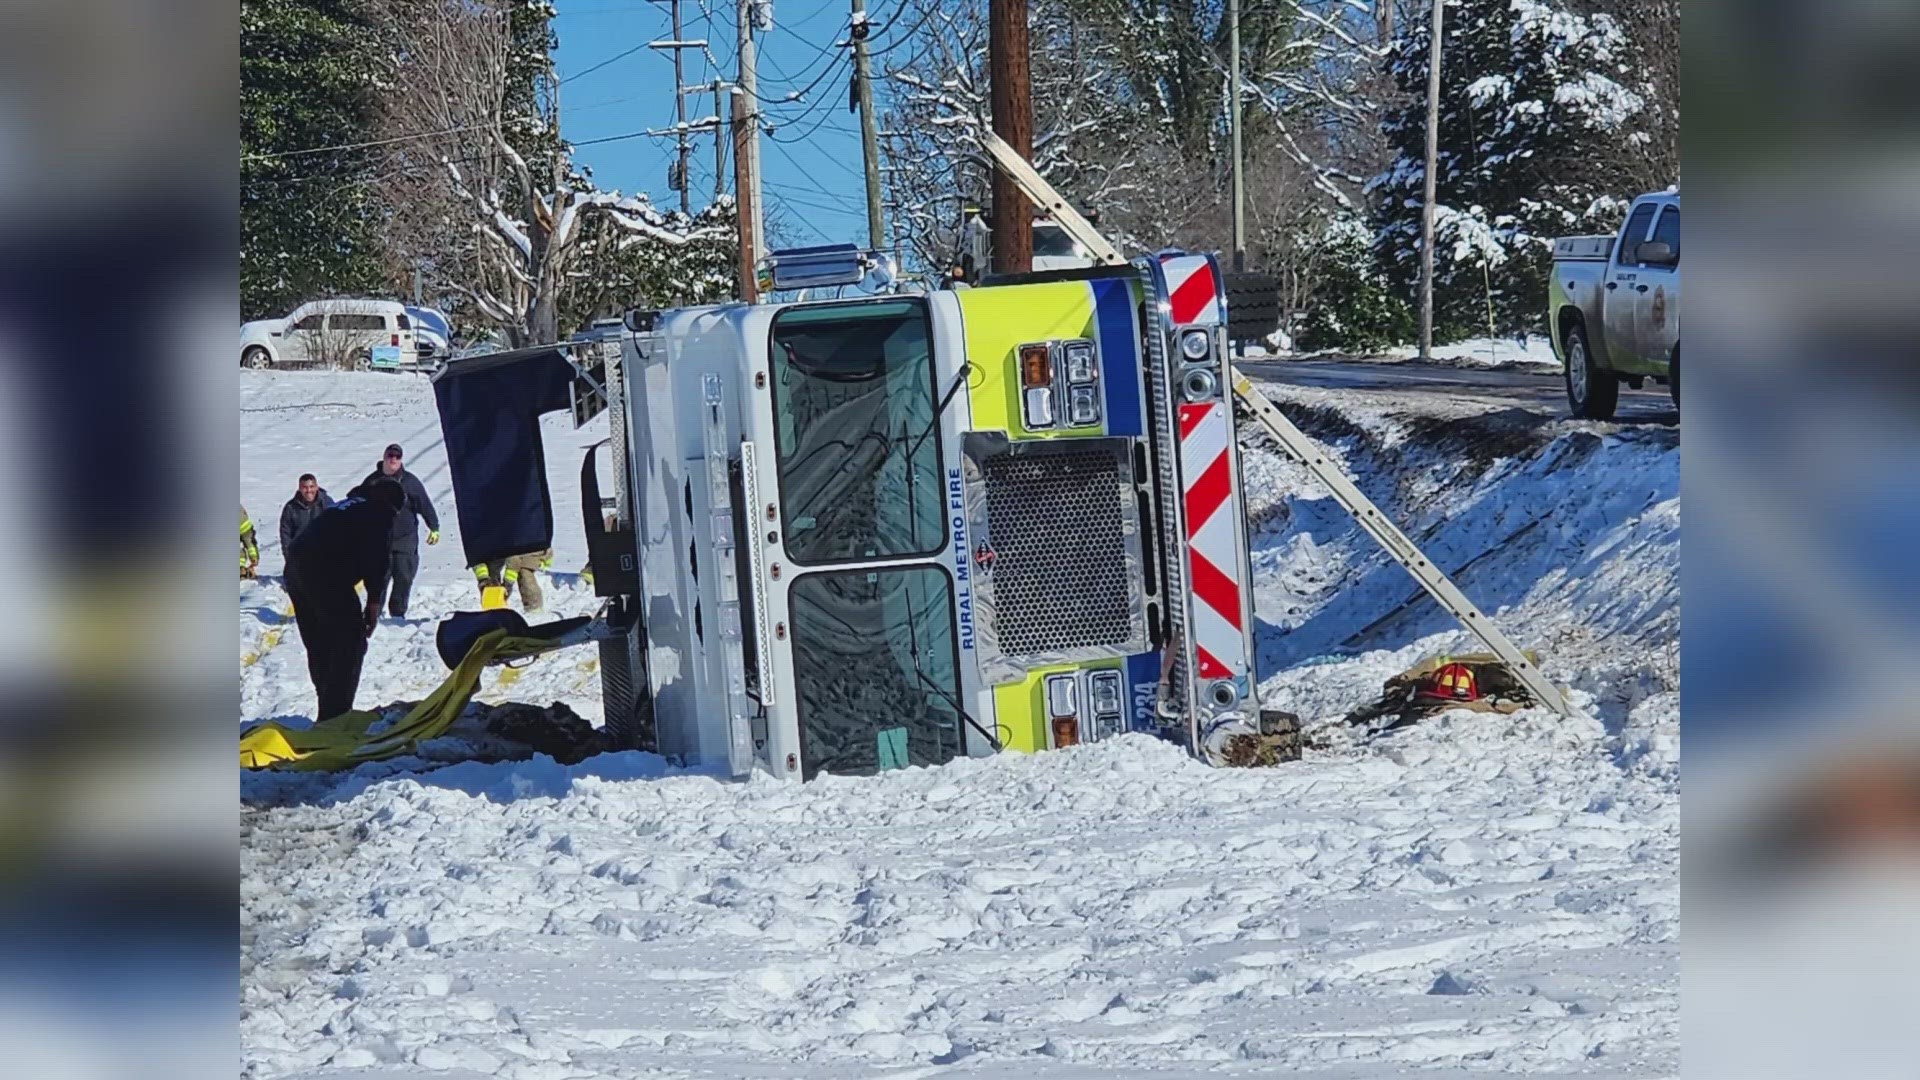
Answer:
(1369, 0, 1666, 338)
(241, 0, 389, 320)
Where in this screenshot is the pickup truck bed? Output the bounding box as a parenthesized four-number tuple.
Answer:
(1548, 192, 1680, 419)
(1551, 235, 1614, 262)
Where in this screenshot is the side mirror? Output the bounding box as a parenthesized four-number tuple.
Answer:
(1636, 241, 1676, 267)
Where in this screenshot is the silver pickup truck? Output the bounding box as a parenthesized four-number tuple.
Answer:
(1549, 190, 1680, 418)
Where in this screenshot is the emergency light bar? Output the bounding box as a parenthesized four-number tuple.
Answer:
(759, 244, 867, 291)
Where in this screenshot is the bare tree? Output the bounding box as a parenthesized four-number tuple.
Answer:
(374, 0, 728, 346)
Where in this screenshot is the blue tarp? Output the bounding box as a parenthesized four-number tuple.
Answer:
(431, 347, 576, 569)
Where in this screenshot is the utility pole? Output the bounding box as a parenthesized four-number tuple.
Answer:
(712, 79, 727, 201)
(850, 0, 885, 251)
(987, 0, 1033, 275)
(669, 0, 691, 213)
(1418, 0, 1444, 360)
(733, 0, 763, 301)
(1228, 0, 1245, 273)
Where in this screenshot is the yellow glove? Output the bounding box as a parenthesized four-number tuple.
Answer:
(427, 531, 441, 545)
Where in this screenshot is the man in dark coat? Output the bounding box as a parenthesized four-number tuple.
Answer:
(277, 473, 334, 571)
(360, 442, 440, 619)
(283, 479, 404, 721)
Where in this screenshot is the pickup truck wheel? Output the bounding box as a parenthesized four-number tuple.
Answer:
(1564, 323, 1618, 420)
(351, 350, 372, 372)
(242, 346, 272, 370)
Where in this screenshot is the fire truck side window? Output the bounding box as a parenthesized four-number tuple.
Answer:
(769, 299, 944, 564)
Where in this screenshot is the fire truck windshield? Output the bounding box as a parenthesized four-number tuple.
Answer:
(770, 299, 944, 564)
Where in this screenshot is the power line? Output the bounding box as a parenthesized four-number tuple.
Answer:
(561, 42, 653, 84)
(243, 119, 532, 162)
(763, 139, 863, 206)
(742, 33, 851, 108)
(762, 58, 856, 144)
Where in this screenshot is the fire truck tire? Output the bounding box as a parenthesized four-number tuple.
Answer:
(1223, 271, 1282, 344)
(598, 630, 655, 751)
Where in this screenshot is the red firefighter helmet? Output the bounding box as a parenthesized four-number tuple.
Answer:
(1416, 661, 1480, 704)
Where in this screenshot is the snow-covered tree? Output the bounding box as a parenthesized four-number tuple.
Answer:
(877, 0, 1397, 334)
(1292, 212, 1414, 352)
(1369, 0, 1673, 338)
(373, 0, 733, 346)
(879, 0, 1164, 272)
(241, 0, 390, 319)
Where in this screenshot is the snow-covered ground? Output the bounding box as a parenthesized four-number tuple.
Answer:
(241, 369, 1678, 1078)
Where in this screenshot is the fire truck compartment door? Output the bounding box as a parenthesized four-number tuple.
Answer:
(431, 345, 576, 569)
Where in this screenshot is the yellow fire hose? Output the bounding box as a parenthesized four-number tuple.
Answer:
(239, 628, 569, 771)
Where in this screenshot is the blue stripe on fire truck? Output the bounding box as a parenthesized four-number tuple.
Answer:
(1124, 650, 1160, 734)
(1091, 278, 1143, 438)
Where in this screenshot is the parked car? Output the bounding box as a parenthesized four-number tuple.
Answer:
(240, 299, 419, 371)
(1548, 190, 1680, 418)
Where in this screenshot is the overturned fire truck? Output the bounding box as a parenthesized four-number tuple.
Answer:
(429, 140, 1569, 782)
(435, 247, 1277, 780)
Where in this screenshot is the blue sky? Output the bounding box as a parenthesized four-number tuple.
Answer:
(554, 0, 884, 246)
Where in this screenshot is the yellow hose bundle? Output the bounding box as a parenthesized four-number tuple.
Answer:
(240, 629, 566, 771)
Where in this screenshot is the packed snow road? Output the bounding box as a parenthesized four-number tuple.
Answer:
(241, 369, 1678, 1078)
(1240, 357, 1677, 427)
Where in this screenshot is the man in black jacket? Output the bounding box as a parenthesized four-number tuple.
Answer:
(283, 479, 404, 720)
(360, 442, 440, 618)
(277, 473, 334, 572)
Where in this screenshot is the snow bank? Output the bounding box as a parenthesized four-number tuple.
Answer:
(244, 709, 1675, 1077)
(241, 369, 1678, 1078)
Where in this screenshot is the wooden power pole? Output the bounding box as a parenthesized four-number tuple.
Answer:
(1417, 0, 1444, 360)
(987, 0, 1033, 275)
(733, 0, 762, 301)
(851, 0, 886, 251)
(1228, 0, 1245, 273)
(670, 0, 691, 214)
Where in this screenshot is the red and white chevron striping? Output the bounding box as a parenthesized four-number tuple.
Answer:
(1178, 400, 1245, 681)
(1159, 254, 1222, 326)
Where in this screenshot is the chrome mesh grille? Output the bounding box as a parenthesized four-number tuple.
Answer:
(982, 448, 1134, 655)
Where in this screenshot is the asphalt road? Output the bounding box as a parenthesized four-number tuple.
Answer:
(1236, 357, 1679, 426)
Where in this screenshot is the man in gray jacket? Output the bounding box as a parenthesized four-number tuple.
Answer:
(359, 443, 440, 618)
(278, 473, 333, 572)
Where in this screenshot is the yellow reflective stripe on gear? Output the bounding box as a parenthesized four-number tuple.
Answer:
(473, 565, 491, 580)
(503, 568, 519, 583)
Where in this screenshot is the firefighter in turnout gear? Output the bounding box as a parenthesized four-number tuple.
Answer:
(241, 506, 260, 579)
(283, 479, 406, 720)
(471, 549, 549, 613)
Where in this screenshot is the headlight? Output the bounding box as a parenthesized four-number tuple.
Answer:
(1063, 340, 1097, 384)
(1179, 329, 1211, 361)
(1068, 385, 1100, 426)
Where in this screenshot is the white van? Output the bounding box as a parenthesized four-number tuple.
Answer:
(240, 299, 419, 371)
